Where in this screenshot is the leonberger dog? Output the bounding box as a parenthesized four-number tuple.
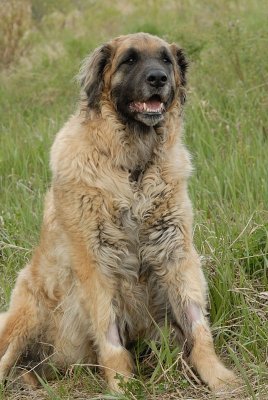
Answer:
(0, 33, 237, 393)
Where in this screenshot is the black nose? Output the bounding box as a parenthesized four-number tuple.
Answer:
(146, 69, 167, 88)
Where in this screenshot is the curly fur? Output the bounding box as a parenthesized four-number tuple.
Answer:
(0, 33, 237, 393)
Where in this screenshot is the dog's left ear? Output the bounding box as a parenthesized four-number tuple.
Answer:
(170, 44, 189, 104)
(78, 43, 112, 109)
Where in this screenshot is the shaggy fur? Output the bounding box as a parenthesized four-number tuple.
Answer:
(0, 33, 237, 393)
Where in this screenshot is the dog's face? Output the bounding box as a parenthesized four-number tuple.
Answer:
(79, 33, 188, 128)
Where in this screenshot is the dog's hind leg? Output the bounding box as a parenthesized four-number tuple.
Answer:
(0, 267, 44, 382)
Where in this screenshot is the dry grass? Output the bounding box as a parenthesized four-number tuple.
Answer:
(0, 0, 32, 68)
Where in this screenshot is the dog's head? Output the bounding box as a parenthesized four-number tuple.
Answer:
(79, 33, 188, 128)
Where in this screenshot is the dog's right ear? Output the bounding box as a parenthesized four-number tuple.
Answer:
(78, 44, 112, 109)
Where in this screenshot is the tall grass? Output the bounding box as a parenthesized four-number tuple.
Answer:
(0, 0, 267, 398)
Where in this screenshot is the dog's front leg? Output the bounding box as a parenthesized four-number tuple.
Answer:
(160, 249, 238, 393)
(53, 184, 134, 392)
(65, 238, 133, 393)
(140, 166, 238, 392)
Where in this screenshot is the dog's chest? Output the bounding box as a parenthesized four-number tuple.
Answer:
(93, 148, 184, 282)
(114, 165, 176, 269)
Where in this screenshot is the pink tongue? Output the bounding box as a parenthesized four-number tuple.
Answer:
(129, 99, 163, 113)
(145, 99, 162, 110)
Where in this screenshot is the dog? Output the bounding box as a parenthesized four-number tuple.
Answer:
(0, 33, 237, 393)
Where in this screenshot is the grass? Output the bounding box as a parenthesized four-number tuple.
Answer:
(0, 0, 267, 398)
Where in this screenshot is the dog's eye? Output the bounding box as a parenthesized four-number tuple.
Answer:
(163, 56, 172, 64)
(124, 57, 137, 65)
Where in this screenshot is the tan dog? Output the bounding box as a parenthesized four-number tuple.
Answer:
(0, 33, 237, 393)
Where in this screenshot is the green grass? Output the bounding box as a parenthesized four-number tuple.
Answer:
(0, 0, 267, 398)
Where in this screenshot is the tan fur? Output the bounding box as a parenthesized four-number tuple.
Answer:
(0, 33, 238, 393)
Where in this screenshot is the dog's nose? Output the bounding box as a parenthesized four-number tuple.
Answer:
(146, 70, 167, 88)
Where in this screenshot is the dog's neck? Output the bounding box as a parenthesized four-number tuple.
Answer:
(80, 100, 183, 174)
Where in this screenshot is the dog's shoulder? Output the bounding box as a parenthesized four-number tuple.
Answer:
(50, 113, 102, 185)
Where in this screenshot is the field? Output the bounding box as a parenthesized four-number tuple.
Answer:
(0, 0, 267, 399)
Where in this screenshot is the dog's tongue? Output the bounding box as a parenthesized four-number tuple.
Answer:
(145, 99, 162, 111)
(130, 99, 164, 113)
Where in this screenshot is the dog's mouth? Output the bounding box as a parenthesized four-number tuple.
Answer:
(129, 95, 165, 115)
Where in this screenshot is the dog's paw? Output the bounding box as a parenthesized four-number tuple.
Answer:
(208, 365, 241, 396)
(107, 376, 125, 394)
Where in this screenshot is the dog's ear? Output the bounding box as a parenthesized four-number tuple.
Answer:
(78, 44, 112, 109)
(170, 44, 189, 104)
